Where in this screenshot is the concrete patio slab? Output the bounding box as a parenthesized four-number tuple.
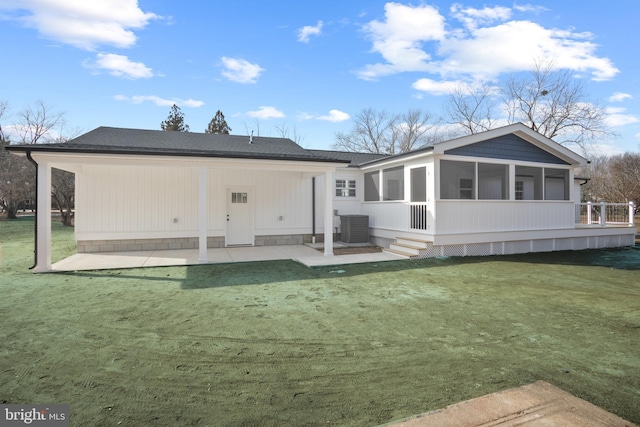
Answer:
(382, 381, 637, 427)
(50, 244, 406, 272)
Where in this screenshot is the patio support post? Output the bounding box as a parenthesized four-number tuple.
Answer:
(35, 160, 52, 272)
(324, 170, 334, 256)
(600, 201, 606, 226)
(198, 167, 208, 263)
(587, 201, 592, 225)
(630, 201, 635, 226)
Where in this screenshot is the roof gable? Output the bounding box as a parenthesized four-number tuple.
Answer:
(444, 133, 569, 165)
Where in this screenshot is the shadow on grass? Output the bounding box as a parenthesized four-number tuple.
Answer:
(52, 244, 639, 290)
(489, 244, 640, 270)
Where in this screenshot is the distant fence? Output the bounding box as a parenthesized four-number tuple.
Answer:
(576, 202, 635, 226)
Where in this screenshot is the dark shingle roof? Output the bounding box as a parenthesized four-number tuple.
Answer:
(308, 149, 389, 167)
(6, 127, 350, 164)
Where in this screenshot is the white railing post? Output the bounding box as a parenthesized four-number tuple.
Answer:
(587, 201, 592, 224)
(600, 201, 606, 226)
(630, 201, 636, 225)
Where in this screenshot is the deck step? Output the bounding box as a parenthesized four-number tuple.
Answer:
(395, 236, 432, 249)
(389, 242, 422, 256)
(383, 248, 414, 258)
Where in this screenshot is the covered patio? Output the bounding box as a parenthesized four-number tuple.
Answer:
(51, 244, 407, 272)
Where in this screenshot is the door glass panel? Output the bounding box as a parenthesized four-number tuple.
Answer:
(232, 192, 248, 203)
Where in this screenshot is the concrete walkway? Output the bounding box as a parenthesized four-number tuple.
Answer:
(382, 381, 637, 427)
(51, 244, 407, 272)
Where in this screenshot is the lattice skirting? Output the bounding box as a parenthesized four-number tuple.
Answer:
(414, 234, 635, 259)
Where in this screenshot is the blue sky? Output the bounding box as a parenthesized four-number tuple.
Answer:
(1, 0, 638, 156)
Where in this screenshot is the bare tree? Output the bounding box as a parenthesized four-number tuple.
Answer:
(0, 102, 35, 218)
(1, 101, 77, 224)
(503, 60, 610, 150)
(334, 108, 394, 154)
(273, 122, 305, 145)
(334, 108, 439, 154)
(446, 61, 611, 152)
(445, 82, 498, 134)
(243, 119, 261, 138)
(14, 100, 66, 144)
(52, 168, 75, 226)
(585, 153, 640, 213)
(391, 109, 440, 153)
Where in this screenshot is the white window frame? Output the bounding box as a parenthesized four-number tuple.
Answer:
(335, 178, 356, 197)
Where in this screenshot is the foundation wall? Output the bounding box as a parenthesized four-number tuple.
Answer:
(78, 234, 311, 253)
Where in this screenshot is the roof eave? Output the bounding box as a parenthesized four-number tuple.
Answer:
(6, 145, 351, 164)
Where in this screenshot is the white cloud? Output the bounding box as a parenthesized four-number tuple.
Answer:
(450, 4, 511, 30)
(605, 107, 639, 127)
(0, 0, 158, 50)
(358, 3, 618, 83)
(357, 2, 445, 80)
(84, 53, 153, 79)
(609, 92, 632, 102)
(220, 57, 264, 84)
(412, 78, 467, 95)
(317, 110, 350, 122)
(298, 20, 323, 43)
(513, 4, 549, 14)
(114, 95, 204, 108)
(246, 106, 285, 119)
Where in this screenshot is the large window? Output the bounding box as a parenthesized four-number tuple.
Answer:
(410, 167, 427, 202)
(364, 171, 380, 201)
(544, 168, 569, 200)
(440, 160, 570, 201)
(335, 179, 356, 197)
(515, 166, 543, 200)
(440, 160, 475, 199)
(478, 163, 509, 200)
(383, 166, 404, 200)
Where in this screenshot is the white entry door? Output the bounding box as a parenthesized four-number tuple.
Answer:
(226, 188, 254, 246)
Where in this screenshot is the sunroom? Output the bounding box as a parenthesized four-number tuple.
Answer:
(355, 123, 635, 257)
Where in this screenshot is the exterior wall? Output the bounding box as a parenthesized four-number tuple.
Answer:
(75, 164, 320, 244)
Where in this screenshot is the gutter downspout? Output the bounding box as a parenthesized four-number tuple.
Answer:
(311, 177, 316, 244)
(25, 150, 37, 270)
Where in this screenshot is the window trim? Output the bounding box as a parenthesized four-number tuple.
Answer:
(335, 178, 357, 198)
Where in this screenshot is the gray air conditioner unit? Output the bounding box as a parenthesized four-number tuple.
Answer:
(340, 215, 369, 243)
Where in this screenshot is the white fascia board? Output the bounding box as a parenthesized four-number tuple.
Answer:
(359, 151, 433, 171)
(29, 152, 346, 174)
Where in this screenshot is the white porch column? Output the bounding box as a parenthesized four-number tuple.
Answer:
(198, 167, 208, 263)
(35, 161, 52, 272)
(323, 170, 334, 256)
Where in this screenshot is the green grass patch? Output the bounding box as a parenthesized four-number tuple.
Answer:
(1, 218, 639, 426)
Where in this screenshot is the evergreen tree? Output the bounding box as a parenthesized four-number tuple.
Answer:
(161, 104, 190, 132)
(205, 110, 232, 134)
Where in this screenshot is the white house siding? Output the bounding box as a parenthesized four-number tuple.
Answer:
(76, 164, 199, 240)
(76, 164, 321, 251)
(206, 168, 314, 236)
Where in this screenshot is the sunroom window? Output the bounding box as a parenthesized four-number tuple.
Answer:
(478, 163, 509, 200)
(544, 168, 570, 200)
(364, 171, 380, 201)
(440, 160, 475, 199)
(383, 166, 404, 201)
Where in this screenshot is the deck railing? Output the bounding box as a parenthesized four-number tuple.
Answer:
(410, 203, 429, 230)
(575, 201, 636, 226)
